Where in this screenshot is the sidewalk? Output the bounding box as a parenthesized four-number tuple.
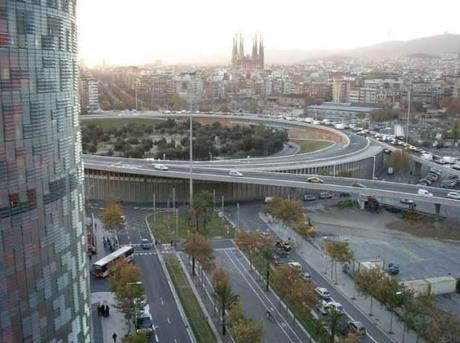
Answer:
(91, 292, 129, 343)
(259, 212, 421, 343)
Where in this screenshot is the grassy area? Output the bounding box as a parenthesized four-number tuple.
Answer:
(293, 139, 333, 154)
(148, 211, 235, 243)
(164, 254, 217, 343)
(80, 117, 163, 129)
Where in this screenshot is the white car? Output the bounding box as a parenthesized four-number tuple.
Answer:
(153, 164, 168, 171)
(229, 170, 243, 177)
(319, 300, 344, 315)
(447, 191, 460, 200)
(287, 262, 302, 271)
(314, 287, 331, 300)
(417, 189, 433, 197)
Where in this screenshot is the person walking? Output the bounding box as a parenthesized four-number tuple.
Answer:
(112, 332, 117, 343)
(106, 304, 110, 317)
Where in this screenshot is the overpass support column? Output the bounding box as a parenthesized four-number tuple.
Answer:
(435, 203, 441, 217)
(414, 161, 422, 177)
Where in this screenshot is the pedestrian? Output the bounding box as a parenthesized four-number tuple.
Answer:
(88, 253, 92, 261)
(170, 240, 173, 247)
(97, 303, 102, 316)
(112, 332, 117, 343)
(106, 304, 110, 317)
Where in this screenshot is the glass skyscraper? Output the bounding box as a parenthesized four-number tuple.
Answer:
(0, 1, 91, 342)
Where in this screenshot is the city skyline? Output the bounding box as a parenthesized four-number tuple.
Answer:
(78, 0, 460, 66)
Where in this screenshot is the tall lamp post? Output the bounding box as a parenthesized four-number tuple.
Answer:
(189, 102, 194, 207)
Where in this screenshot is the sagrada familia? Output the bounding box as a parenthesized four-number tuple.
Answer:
(231, 34, 264, 69)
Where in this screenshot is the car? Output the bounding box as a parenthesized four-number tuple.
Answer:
(302, 272, 312, 281)
(447, 191, 460, 200)
(447, 174, 459, 180)
(400, 199, 414, 205)
(430, 168, 442, 175)
(306, 176, 324, 184)
(136, 304, 154, 336)
(318, 192, 333, 199)
(153, 163, 169, 171)
(347, 320, 366, 335)
(275, 240, 292, 252)
(141, 238, 152, 249)
(287, 261, 303, 271)
(418, 189, 433, 197)
(386, 263, 400, 275)
(276, 250, 289, 258)
(452, 164, 460, 171)
(303, 194, 317, 201)
(352, 182, 366, 188)
(339, 192, 351, 198)
(319, 300, 343, 315)
(442, 180, 457, 189)
(315, 287, 331, 300)
(228, 170, 243, 177)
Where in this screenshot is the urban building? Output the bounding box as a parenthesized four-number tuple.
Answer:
(80, 76, 100, 113)
(0, 1, 91, 342)
(231, 33, 264, 69)
(306, 102, 382, 120)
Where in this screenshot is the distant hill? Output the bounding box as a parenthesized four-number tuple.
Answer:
(346, 34, 460, 60)
(295, 33, 460, 64)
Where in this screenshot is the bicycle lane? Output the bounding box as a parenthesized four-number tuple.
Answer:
(214, 247, 307, 343)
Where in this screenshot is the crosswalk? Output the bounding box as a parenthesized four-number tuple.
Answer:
(134, 251, 157, 256)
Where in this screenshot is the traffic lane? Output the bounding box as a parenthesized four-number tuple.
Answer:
(122, 209, 192, 343)
(135, 253, 192, 343)
(214, 249, 304, 343)
(289, 250, 389, 343)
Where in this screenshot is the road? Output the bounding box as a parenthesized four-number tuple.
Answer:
(227, 204, 393, 343)
(84, 154, 460, 208)
(118, 207, 193, 343)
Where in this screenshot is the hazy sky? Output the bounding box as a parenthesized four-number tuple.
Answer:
(78, 0, 460, 66)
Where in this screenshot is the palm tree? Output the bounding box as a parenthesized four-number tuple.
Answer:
(260, 248, 274, 291)
(215, 282, 239, 336)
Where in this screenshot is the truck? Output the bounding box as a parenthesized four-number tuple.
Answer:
(394, 124, 405, 140)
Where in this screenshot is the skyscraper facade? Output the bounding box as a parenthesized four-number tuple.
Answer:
(0, 1, 91, 342)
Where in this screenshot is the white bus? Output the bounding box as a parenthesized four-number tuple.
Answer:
(92, 246, 134, 278)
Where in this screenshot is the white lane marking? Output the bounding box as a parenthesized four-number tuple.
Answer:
(160, 297, 164, 305)
(167, 317, 171, 324)
(155, 334, 159, 343)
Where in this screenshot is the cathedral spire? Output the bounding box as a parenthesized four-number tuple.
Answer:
(258, 35, 264, 69)
(232, 34, 238, 66)
(252, 35, 258, 60)
(239, 33, 245, 58)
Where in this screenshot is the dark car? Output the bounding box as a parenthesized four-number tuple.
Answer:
(352, 183, 366, 188)
(347, 320, 366, 335)
(386, 263, 400, 275)
(339, 192, 351, 198)
(275, 240, 292, 252)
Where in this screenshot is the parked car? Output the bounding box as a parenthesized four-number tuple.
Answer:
(352, 182, 366, 188)
(400, 199, 414, 205)
(315, 287, 331, 300)
(302, 272, 312, 281)
(319, 192, 333, 199)
(386, 263, 400, 275)
(306, 176, 324, 184)
(153, 164, 168, 170)
(275, 240, 292, 252)
(228, 170, 243, 177)
(287, 261, 302, 271)
(447, 191, 460, 200)
(136, 305, 154, 336)
(303, 194, 316, 201)
(418, 189, 433, 197)
(347, 320, 366, 335)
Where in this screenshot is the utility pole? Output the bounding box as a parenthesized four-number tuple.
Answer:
(172, 188, 176, 212)
(153, 193, 156, 223)
(189, 107, 193, 207)
(406, 88, 411, 143)
(237, 203, 240, 230)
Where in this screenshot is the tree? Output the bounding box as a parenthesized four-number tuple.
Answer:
(213, 270, 239, 336)
(324, 308, 345, 343)
(109, 262, 145, 332)
(227, 303, 263, 343)
(183, 234, 214, 276)
(212, 267, 229, 286)
(324, 240, 354, 282)
(169, 94, 187, 111)
(101, 198, 124, 233)
(235, 231, 271, 271)
(260, 248, 274, 291)
(355, 268, 383, 316)
(452, 120, 460, 144)
(385, 149, 410, 174)
(189, 191, 214, 234)
(122, 332, 148, 343)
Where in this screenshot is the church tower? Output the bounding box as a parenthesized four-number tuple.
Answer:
(258, 35, 265, 69)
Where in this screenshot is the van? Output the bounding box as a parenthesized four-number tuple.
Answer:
(315, 287, 331, 300)
(417, 189, 433, 197)
(287, 262, 302, 271)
